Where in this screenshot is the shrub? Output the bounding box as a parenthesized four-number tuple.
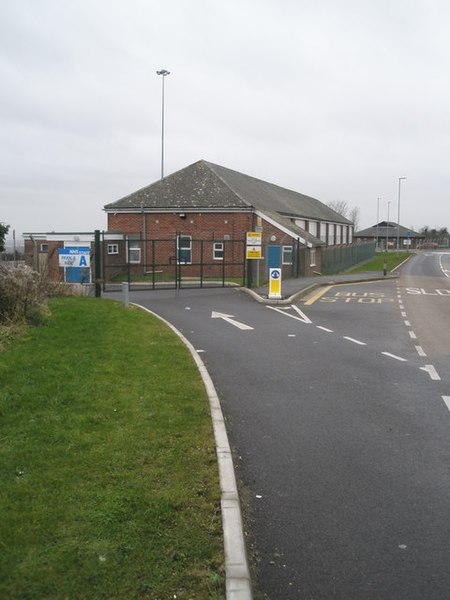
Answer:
(0, 264, 49, 325)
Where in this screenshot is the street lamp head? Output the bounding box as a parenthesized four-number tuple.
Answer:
(157, 69, 170, 76)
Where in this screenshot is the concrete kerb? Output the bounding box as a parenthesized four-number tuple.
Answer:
(130, 303, 253, 600)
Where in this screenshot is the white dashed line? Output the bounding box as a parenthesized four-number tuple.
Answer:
(381, 352, 408, 362)
(399, 304, 405, 310)
(343, 336, 367, 346)
(316, 326, 333, 333)
(408, 330, 417, 339)
(415, 345, 427, 357)
(401, 311, 407, 317)
(404, 320, 411, 327)
(420, 365, 441, 381)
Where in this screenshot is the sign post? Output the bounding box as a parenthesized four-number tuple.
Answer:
(246, 231, 262, 288)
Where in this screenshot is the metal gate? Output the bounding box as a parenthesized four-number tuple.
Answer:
(101, 234, 247, 291)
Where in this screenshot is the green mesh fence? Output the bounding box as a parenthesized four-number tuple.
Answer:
(321, 242, 375, 275)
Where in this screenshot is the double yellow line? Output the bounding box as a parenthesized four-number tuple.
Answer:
(303, 285, 333, 305)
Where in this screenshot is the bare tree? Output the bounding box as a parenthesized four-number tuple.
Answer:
(327, 200, 349, 218)
(327, 201, 360, 228)
(348, 206, 360, 230)
(0, 223, 9, 252)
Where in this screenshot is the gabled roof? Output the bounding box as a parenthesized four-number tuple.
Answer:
(104, 160, 352, 225)
(354, 222, 424, 238)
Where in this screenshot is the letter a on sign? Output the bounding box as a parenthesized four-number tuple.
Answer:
(79, 255, 87, 267)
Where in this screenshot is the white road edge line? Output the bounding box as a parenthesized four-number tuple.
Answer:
(316, 326, 333, 333)
(131, 303, 253, 599)
(381, 352, 408, 362)
(415, 345, 427, 357)
(343, 336, 367, 346)
(439, 255, 450, 278)
(442, 396, 450, 411)
(409, 330, 417, 339)
(420, 364, 441, 381)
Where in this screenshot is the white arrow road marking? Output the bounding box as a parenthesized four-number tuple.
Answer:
(266, 305, 312, 324)
(211, 311, 254, 330)
(420, 364, 441, 380)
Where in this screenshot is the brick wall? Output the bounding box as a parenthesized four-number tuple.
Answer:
(106, 210, 321, 280)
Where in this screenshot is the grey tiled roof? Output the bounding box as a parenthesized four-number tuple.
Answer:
(261, 209, 325, 247)
(355, 222, 424, 238)
(105, 160, 352, 225)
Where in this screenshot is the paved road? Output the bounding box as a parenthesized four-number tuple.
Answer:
(108, 252, 450, 599)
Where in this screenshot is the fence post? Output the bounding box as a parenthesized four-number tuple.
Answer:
(122, 282, 129, 307)
(94, 229, 101, 298)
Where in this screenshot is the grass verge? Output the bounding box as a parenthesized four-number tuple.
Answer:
(348, 251, 411, 273)
(0, 297, 224, 599)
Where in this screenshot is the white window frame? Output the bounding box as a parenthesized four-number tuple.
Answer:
(213, 242, 224, 261)
(328, 225, 335, 246)
(310, 248, 317, 267)
(282, 245, 293, 265)
(40, 243, 48, 253)
(127, 237, 141, 264)
(108, 243, 119, 255)
(177, 235, 192, 264)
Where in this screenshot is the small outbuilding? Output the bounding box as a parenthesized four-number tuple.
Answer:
(354, 221, 425, 250)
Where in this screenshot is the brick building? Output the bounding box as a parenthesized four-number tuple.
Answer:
(104, 159, 354, 282)
(23, 160, 355, 286)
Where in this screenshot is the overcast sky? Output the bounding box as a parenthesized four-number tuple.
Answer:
(2, 0, 450, 247)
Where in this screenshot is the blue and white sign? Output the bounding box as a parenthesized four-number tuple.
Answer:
(58, 247, 91, 268)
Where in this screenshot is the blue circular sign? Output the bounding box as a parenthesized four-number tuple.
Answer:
(271, 269, 280, 279)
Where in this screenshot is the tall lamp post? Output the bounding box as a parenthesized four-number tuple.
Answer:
(156, 69, 170, 179)
(396, 176, 407, 255)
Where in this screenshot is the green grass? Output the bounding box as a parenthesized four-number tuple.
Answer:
(0, 297, 224, 599)
(348, 251, 411, 273)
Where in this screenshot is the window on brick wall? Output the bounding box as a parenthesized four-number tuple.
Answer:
(108, 243, 119, 255)
(282, 245, 293, 265)
(213, 242, 224, 260)
(310, 248, 317, 267)
(40, 243, 48, 252)
(127, 236, 141, 263)
(177, 235, 192, 264)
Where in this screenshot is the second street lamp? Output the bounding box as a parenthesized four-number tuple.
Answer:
(157, 69, 170, 179)
(397, 176, 407, 255)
